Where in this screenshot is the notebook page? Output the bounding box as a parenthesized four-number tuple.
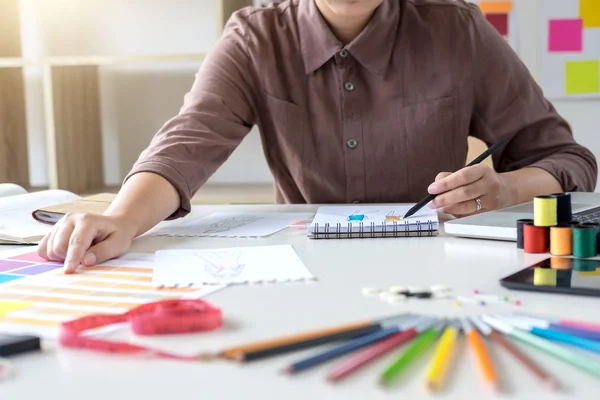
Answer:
(308, 205, 438, 233)
(0, 190, 80, 241)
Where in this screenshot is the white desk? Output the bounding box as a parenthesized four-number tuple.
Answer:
(2, 204, 600, 400)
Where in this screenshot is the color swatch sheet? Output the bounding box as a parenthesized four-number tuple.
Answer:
(541, 0, 600, 99)
(0, 248, 224, 338)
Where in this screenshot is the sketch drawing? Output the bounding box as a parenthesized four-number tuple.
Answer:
(385, 210, 402, 222)
(202, 216, 263, 234)
(195, 251, 246, 279)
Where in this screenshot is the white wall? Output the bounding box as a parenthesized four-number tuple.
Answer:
(18, 0, 600, 189)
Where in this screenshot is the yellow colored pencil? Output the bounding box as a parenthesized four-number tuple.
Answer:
(425, 324, 459, 392)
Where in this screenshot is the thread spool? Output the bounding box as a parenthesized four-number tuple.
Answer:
(523, 223, 549, 253)
(580, 223, 600, 254)
(533, 267, 557, 287)
(533, 195, 557, 227)
(550, 256, 571, 270)
(551, 193, 573, 224)
(573, 225, 597, 258)
(516, 219, 534, 249)
(550, 225, 573, 256)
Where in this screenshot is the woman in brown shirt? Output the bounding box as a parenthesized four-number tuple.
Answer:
(39, 0, 597, 272)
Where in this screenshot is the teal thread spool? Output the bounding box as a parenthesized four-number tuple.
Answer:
(572, 225, 597, 258)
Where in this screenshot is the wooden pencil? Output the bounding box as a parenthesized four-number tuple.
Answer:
(221, 314, 410, 362)
(326, 317, 436, 382)
(488, 330, 558, 390)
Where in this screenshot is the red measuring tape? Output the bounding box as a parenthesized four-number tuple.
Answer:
(59, 299, 222, 361)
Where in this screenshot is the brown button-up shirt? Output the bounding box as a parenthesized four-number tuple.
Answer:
(127, 0, 597, 218)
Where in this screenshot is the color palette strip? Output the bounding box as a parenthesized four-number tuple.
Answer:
(0, 249, 223, 338)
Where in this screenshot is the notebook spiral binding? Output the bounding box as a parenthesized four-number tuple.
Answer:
(310, 220, 438, 239)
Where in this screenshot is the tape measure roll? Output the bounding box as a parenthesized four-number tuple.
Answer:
(572, 225, 597, 258)
(552, 192, 572, 224)
(533, 196, 557, 227)
(59, 299, 222, 360)
(550, 225, 573, 256)
(516, 219, 534, 249)
(523, 223, 549, 253)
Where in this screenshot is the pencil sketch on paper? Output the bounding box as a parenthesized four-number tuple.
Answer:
(201, 216, 264, 234)
(195, 251, 246, 279)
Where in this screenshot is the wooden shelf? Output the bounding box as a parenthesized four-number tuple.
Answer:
(0, 0, 252, 193)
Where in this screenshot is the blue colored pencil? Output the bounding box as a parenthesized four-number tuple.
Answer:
(531, 327, 600, 355)
(283, 318, 435, 374)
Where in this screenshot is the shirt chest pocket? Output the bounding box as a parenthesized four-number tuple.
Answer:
(401, 96, 460, 183)
(262, 94, 305, 183)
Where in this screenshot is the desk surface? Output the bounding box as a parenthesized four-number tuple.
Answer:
(2, 204, 600, 400)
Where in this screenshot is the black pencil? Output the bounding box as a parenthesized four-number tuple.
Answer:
(402, 139, 506, 219)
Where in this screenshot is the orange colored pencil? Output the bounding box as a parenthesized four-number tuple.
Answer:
(462, 318, 500, 392)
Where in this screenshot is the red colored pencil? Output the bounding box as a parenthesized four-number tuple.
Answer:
(326, 318, 435, 382)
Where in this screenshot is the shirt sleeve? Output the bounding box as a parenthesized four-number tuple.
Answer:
(466, 6, 597, 192)
(124, 13, 256, 219)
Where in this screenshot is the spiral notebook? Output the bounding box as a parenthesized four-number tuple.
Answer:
(307, 205, 439, 239)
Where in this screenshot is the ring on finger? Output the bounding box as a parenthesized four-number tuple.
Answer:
(475, 197, 482, 212)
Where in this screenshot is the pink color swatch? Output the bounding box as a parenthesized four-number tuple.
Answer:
(9, 252, 60, 264)
(549, 19, 583, 52)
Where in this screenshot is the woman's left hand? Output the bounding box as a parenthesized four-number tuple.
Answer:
(427, 164, 512, 217)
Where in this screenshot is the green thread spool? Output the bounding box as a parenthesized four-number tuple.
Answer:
(573, 226, 597, 258)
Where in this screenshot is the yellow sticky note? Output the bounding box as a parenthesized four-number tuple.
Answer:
(0, 301, 33, 316)
(580, 0, 600, 28)
(566, 60, 600, 95)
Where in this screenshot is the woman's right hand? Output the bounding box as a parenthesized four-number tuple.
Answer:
(37, 213, 138, 274)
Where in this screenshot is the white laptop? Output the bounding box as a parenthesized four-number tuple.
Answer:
(444, 192, 600, 241)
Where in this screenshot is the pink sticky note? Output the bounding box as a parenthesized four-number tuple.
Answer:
(549, 19, 583, 52)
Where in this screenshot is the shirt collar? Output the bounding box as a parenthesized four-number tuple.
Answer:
(298, 0, 401, 77)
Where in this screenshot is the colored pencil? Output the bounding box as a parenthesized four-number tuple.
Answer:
(500, 316, 600, 355)
(471, 317, 558, 390)
(425, 321, 459, 392)
(379, 321, 445, 386)
(482, 316, 600, 379)
(221, 313, 410, 362)
(283, 325, 405, 374)
(506, 313, 600, 341)
(462, 317, 500, 392)
(514, 312, 600, 334)
(326, 317, 436, 382)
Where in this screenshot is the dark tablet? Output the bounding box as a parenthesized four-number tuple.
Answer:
(500, 256, 600, 297)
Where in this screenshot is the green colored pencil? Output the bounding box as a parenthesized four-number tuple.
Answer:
(379, 323, 445, 386)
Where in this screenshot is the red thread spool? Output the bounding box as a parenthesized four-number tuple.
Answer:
(523, 223, 548, 253)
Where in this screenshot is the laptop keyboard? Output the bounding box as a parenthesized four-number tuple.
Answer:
(573, 206, 600, 224)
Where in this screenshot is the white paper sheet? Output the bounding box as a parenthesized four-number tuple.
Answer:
(148, 212, 315, 238)
(0, 190, 80, 242)
(152, 245, 315, 287)
(0, 183, 27, 199)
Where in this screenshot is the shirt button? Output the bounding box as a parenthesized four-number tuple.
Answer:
(344, 81, 354, 91)
(347, 111, 356, 120)
(346, 139, 358, 149)
(339, 49, 349, 58)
